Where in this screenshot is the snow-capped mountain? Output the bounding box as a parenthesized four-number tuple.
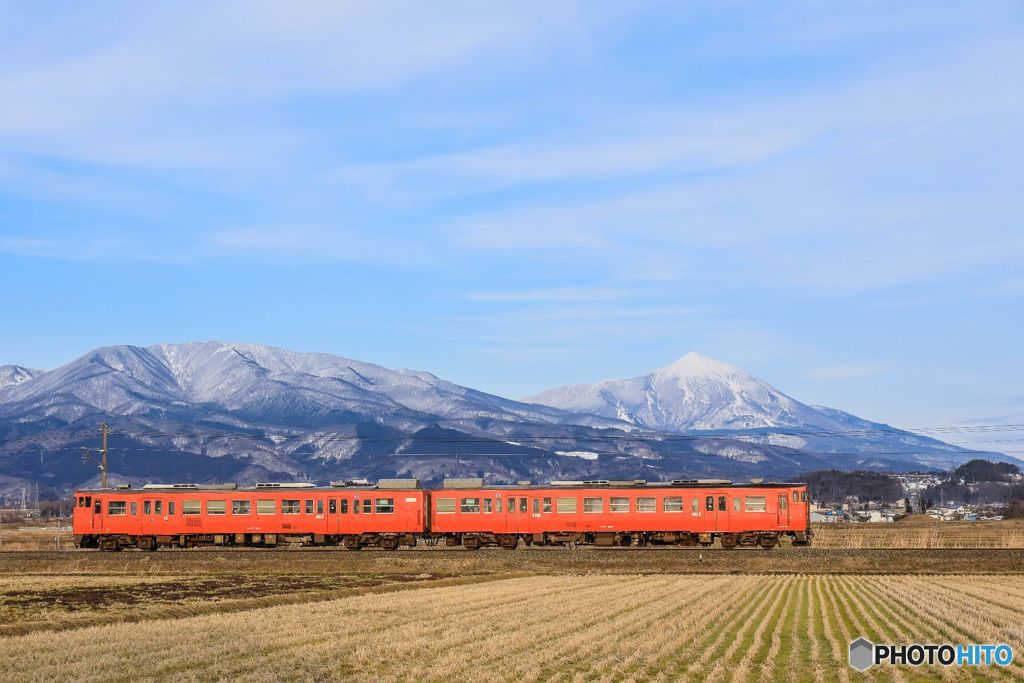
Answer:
(525, 352, 840, 432)
(0, 365, 42, 389)
(0, 343, 1012, 496)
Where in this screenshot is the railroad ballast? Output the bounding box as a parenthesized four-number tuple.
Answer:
(72, 479, 811, 551)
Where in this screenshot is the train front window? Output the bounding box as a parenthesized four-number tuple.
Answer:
(718, 496, 726, 512)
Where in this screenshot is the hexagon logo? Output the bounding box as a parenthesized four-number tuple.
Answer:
(849, 637, 874, 671)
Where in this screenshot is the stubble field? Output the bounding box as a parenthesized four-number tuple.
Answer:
(1, 546, 1023, 682)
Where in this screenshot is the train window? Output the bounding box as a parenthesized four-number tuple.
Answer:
(317, 500, 324, 515)
(519, 498, 528, 514)
(692, 498, 698, 513)
(376, 498, 395, 514)
(130, 502, 137, 515)
(436, 498, 456, 514)
(533, 499, 539, 514)
(610, 497, 629, 513)
(232, 500, 251, 515)
(779, 494, 787, 510)
(257, 499, 276, 515)
(94, 499, 101, 513)
(182, 500, 201, 515)
(705, 496, 714, 512)
(460, 498, 480, 513)
(281, 500, 301, 515)
(483, 498, 492, 513)
(733, 497, 740, 512)
(507, 497, 515, 512)
(167, 502, 174, 515)
(745, 496, 766, 512)
(543, 497, 552, 513)
(85, 496, 92, 508)
(207, 500, 226, 515)
(556, 497, 577, 514)
(718, 496, 726, 512)
(305, 500, 314, 514)
(144, 500, 152, 515)
(638, 497, 656, 513)
(583, 497, 603, 513)
(495, 498, 503, 513)
(353, 499, 360, 515)
(341, 499, 349, 514)
(155, 501, 163, 515)
(663, 497, 683, 512)
(363, 499, 372, 514)
(801, 492, 807, 503)
(329, 499, 337, 514)
(793, 491, 799, 503)
(108, 501, 127, 516)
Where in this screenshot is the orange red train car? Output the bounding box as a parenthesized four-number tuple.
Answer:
(72, 478, 810, 551)
(429, 479, 811, 549)
(72, 481, 425, 551)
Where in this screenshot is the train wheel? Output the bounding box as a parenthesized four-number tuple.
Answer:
(343, 537, 361, 551)
(720, 534, 738, 549)
(463, 537, 482, 551)
(380, 537, 400, 551)
(758, 535, 778, 549)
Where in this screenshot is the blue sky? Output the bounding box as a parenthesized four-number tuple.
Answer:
(1, 2, 1022, 450)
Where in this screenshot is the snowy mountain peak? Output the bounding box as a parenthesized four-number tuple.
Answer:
(525, 354, 844, 432)
(0, 365, 43, 389)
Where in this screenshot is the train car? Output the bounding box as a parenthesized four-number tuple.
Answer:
(428, 479, 811, 549)
(72, 480, 426, 551)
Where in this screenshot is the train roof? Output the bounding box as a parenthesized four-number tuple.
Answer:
(74, 478, 806, 493)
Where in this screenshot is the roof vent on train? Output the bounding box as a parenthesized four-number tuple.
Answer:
(376, 478, 419, 489)
(115, 484, 131, 489)
(330, 479, 371, 487)
(609, 480, 646, 487)
(141, 483, 238, 490)
(696, 479, 732, 485)
(549, 480, 585, 487)
(442, 478, 484, 489)
(255, 482, 315, 488)
(582, 479, 609, 486)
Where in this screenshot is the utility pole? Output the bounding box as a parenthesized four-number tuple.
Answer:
(101, 422, 108, 489)
(81, 422, 110, 489)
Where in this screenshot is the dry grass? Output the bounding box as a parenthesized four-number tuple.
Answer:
(812, 519, 1024, 549)
(1, 574, 1022, 682)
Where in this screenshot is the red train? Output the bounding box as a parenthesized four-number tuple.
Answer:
(72, 478, 811, 551)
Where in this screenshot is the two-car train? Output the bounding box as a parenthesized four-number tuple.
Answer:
(72, 478, 811, 551)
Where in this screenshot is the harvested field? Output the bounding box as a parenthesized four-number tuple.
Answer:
(812, 519, 1024, 549)
(2, 573, 1023, 682)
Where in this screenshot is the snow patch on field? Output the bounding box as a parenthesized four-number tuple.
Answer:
(555, 450, 600, 460)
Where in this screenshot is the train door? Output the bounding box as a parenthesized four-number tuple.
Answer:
(528, 495, 542, 534)
(704, 495, 715, 532)
(142, 497, 158, 534)
(92, 497, 104, 530)
(777, 492, 790, 528)
(506, 495, 519, 533)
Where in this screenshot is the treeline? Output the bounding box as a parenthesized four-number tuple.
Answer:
(799, 470, 904, 505)
(952, 459, 1019, 483)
